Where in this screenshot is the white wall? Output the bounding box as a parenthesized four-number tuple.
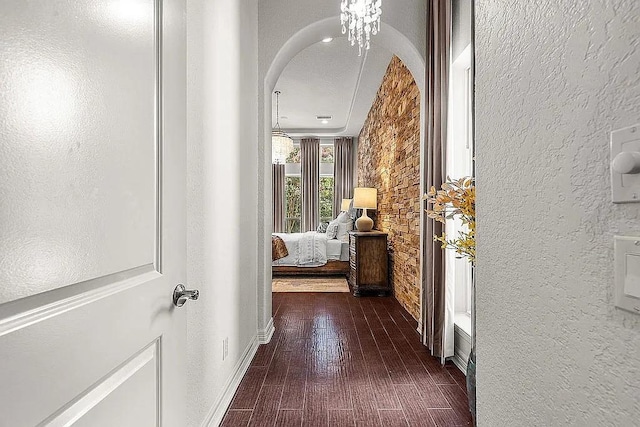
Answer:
(452, 0, 472, 61)
(476, 1, 640, 425)
(256, 0, 427, 334)
(186, 0, 259, 426)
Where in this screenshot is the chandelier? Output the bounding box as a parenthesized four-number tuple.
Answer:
(272, 91, 293, 164)
(340, 0, 382, 56)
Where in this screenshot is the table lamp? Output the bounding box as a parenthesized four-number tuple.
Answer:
(353, 187, 377, 231)
(341, 198, 352, 212)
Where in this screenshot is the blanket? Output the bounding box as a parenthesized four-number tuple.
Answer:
(272, 232, 328, 267)
(272, 235, 289, 261)
(298, 231, 327, 265)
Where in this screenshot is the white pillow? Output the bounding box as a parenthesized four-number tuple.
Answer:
(336, 222, 352, 242)
(326, 211, 354, 240)
(335, 211, 350, 224)
(326, 221, 339, 239)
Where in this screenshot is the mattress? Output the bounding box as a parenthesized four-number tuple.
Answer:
(327, 239, 350, 261)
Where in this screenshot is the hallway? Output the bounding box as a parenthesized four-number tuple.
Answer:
(222, 293, 472, 426)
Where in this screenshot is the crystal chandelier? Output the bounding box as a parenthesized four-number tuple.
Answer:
(340, 0, 382, 56)
(272, 91, 293, 164)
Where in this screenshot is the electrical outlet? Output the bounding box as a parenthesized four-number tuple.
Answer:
(223, 337, 228, 360)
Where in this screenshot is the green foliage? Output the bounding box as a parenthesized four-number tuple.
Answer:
(285, 176, 301, 233)
(286, 147, 300, 163)
(320, 177, 334, 223)
(321, 146, 334, 164)
(285, 145, 333, 164)
(283, 145, 335, 231)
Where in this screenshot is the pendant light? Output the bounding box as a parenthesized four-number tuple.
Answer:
(272, 91, 293, 164)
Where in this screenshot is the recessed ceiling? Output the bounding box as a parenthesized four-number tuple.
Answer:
(273, 36, 393, 137)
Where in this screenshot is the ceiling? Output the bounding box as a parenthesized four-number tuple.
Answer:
(272, 36, 393, 138)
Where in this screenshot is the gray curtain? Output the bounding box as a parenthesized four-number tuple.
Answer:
(272, 163, 285, 233)
(301, 138, 319, 231)
(422, 0, 451, 360)
(333, 137, 354, 215)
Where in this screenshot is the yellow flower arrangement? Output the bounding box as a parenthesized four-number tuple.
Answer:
(424, 177, 475, 264)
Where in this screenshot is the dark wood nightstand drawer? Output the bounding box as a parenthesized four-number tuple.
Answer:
(348, 231, 389, 297)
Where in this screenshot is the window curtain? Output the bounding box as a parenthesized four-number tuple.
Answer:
(272, 163, 285, 233)
(333, 137, 354, 215)
(422, 0, 453, 362)
(301, 138, 320, 231)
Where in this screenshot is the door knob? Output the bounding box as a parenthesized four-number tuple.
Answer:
(173, 284, 199, 307)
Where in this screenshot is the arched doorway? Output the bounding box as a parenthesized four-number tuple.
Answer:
(259, 16, 426, 338)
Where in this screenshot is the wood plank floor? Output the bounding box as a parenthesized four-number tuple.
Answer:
(222, 292, 472, 427)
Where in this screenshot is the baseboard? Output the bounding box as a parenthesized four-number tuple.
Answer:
(452, 352, 468, 373)
(201, 335, 259, 427)
(258, 317, 274, 344)
(453, 323, 471, 374)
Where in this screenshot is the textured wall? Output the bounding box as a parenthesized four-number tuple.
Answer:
(187, 0, 259, 425)
(476, 1, 640, 425)
(358, 56, 421, 320)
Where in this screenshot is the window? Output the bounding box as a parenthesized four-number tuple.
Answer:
(283, 142, 335, 231)
(285, 176, 301, 233)
(319, 177, 334, 224)
(284, 146, 302, 232)
(448, 44, 474, 333)
(286, 146, 300, 163)
(321, 146, 334, 163)
(319, 144, 335, 223)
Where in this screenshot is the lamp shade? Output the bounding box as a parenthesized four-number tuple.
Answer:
(341, 198, 352, 212)
(272, 91, 293, 163)
(272, 131, 293, 163)
(353, 187, 377, 210)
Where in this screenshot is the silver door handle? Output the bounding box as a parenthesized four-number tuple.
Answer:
(173, 284, 199, 307)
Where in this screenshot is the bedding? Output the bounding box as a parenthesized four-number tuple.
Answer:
(326, 222, 339, 239)
(326, 211, 353, 240)
(299, 231, 327, 265)
(336, 222, 351, 241)
(272, 232, 328, 267)
(272, 232, 350, 267)
(272, 235, 288, 261)
(326, 239, 349, 261)
(273, 213, 353, 268)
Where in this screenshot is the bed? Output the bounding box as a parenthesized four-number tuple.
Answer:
(272, 231, 351, 276)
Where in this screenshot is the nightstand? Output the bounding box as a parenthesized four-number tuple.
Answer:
(348, 231, 390, 296)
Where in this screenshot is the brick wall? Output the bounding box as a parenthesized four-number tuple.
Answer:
(357, 56, 421, 320)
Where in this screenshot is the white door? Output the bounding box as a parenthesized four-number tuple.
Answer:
(0, 1, 188, 426)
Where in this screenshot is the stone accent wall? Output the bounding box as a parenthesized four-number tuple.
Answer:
(357, 56, 421, 320)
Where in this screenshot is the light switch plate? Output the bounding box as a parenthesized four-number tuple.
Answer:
(624, 254, 640, 299)
(611, 124, 640, 203)
(614, 236, 640, 314)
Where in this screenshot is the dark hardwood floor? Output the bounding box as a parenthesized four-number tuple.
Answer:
(222, 292, 472, 426)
